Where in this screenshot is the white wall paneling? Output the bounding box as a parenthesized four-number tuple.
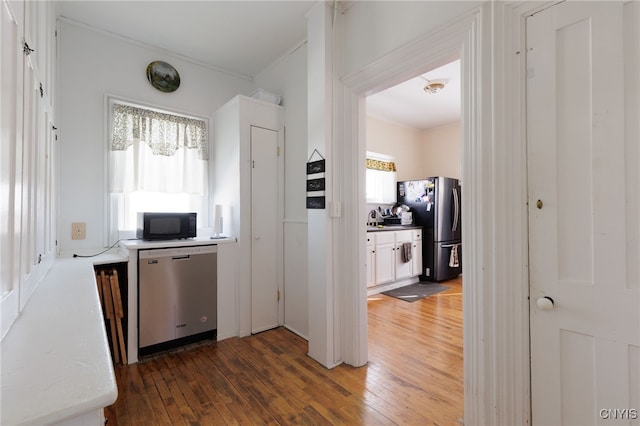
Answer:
(283, 220, 308, 339)
(1, 0, 57, 338)
(1, 0, 25, 338)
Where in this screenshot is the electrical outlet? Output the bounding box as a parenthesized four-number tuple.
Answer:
(71, 222, 86, 240)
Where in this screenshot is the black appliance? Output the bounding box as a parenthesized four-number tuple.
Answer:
(137, 212, 197, 240)
(397, 177, 462, 282)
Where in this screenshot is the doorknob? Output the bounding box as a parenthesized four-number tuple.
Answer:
(536, 296, 555, 311)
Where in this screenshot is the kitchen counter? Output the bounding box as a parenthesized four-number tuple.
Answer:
(119, 236, 236, 250)
(0, 252, 126, 425)
(366, 224, 422, 232)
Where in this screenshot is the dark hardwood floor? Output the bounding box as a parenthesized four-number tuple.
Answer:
(105, 277, 463, 425)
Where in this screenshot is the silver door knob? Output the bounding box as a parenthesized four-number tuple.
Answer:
(536, 296, 555, 311)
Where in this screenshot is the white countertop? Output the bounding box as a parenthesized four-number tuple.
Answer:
(0, 252, 126, 425)
(119, 236, 236, 250)
(366, 224, 422, 232)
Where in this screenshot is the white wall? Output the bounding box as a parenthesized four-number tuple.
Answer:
(364, 117, 461, 227)
(253, 43, 309, 338)
(57, 21, 252, 253)
(366, 116, 424, 181)
(339, 1, 481, 77)
(421, 122, 461, 179)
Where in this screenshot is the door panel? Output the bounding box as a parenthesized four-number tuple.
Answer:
(251, 126, 279, 334)
(527, 2, 640, 424)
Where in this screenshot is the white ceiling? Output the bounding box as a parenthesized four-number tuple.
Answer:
(58, 1, 459, 130)
(57, 1, 315, 78)
(366, 59, 461, 130)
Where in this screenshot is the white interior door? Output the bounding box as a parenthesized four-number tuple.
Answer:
(251, 126, 280, 334)
(527, 2, 640, 425)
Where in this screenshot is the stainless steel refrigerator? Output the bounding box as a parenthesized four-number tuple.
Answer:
(397, 177, 462, 282)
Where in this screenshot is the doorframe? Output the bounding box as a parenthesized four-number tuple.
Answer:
(334, 2, 538, 424)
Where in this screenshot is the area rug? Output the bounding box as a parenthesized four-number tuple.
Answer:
(382, 283, 449, 302)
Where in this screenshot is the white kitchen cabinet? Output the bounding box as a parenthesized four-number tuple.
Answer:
(373, 231, 395, 284)
(394, 230, 413, 280)
(367, 228, 422, 293)
(366, 233, 375, 288)
(412, 230, 423, 277)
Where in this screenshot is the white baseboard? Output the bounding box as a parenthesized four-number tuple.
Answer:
(367, 276, 420, 296)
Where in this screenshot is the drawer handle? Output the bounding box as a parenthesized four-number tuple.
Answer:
(172, 255, 191, 261)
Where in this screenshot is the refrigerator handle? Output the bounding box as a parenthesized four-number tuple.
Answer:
(452, 187, 460, 232)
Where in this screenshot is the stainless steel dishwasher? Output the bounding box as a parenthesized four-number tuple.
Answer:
(138, 245, 217, 355)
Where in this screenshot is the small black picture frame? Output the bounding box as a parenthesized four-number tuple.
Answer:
(306, 159, 325, 175)
(306, 178, 325, 192)
(306, 196, 326, 209)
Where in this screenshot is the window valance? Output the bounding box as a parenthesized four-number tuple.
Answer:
(366, 158, 397, 172)
(111, 103, 208, 160)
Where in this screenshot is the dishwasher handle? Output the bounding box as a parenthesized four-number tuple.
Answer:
(172, 255, 191, 261)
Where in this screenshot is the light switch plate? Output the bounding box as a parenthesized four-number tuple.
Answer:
(71, 222, 86, 240)
(330, 201, 341, 218)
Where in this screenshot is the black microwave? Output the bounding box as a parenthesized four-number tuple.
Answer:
(137, 212, 197, 240)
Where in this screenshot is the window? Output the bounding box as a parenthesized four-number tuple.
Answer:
(107, 99, 209, 241)
(366, 152, 397, 204)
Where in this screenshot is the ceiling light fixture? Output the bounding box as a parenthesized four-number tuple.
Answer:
(423, 79, 447, 94)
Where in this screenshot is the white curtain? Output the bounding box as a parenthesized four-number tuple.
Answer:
(108, 101, 209, 237)
(110, 103, 208, 194)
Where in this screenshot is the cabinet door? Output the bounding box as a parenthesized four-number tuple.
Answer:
(395, 245, 412, 280)
(366, 245, 376, 288)
(395, 231, 413, 280)
(412, 240, 423, 277)
(374, 243, 395, 284)
(251, 126, 280, 334)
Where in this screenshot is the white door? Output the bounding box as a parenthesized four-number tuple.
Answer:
(250, 126, 280, 333)
(527, 2, 640, 425)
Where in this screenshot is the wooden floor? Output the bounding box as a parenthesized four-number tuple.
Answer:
(105, 277, 463, 425)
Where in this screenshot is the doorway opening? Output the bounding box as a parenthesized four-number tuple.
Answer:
(363, 58, 464, 422)
(336, 7, 484, 421)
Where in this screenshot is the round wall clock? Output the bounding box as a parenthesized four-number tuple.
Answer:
(146, 60, 180, 93)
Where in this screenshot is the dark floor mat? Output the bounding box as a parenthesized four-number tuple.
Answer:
(382, 283, 449, 302)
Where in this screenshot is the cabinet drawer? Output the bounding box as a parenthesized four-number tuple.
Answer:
(412, 230, 422, 241)
(375, 231, 395, 245)
(395, 230, 412, 243)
